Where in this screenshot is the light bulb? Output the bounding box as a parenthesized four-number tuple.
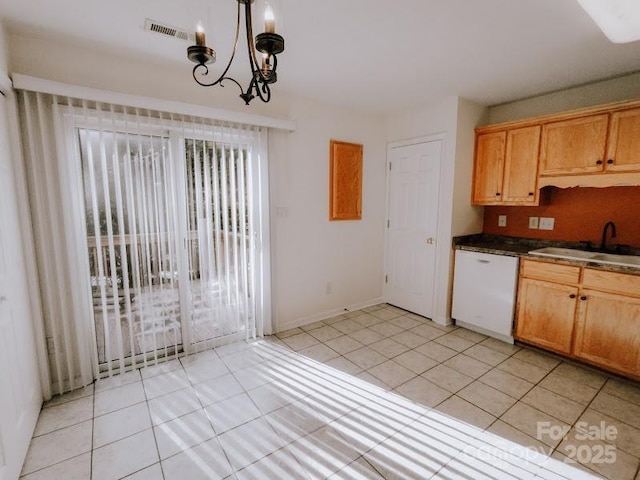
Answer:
(264, 4, 275, 34)
(195, 22, 206, 46)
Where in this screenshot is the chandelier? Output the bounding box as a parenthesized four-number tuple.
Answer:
(187, 0, 285, 105)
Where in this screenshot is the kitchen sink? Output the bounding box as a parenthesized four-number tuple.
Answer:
(529, 247, 640, 268)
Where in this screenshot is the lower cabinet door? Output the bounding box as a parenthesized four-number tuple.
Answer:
(573, 289, 640, 378)
(515, 278, 578, 355)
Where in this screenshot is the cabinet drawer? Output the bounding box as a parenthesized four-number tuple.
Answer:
(583, 269, 640, 298)
(521, 259, 581, 284)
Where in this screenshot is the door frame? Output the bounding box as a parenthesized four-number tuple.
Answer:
(383, 133, 447, 319)
(0, 87, 46, 480)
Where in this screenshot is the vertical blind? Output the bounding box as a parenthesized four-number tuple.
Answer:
(17, 91, 269, 397)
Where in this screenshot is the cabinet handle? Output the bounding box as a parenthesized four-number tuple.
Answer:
(580, 295, 587, 301)
(495, 192, 501, 196)
(569, 294, 576, 299)
(596, 160, 603, 165)
(528, 192, 534, 196)
(607, 159, 614, 164)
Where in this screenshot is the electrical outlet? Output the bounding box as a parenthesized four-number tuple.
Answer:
(529, 217, 539, 229)
(276, 207, 288, 218)
(539, 217, 555, 230)
(325, 282, 333, 295)
(498, 215, 507, 227)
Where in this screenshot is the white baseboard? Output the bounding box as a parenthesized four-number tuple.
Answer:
(275, 297, 384, 333)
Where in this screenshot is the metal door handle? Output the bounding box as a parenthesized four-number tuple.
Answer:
(425, 237, 435, 244)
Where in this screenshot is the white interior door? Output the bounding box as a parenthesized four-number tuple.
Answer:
(0, 94, 41, 480)
(384, 140, 442, 318)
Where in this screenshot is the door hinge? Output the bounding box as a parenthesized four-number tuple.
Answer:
(389, 162, 392, 171)
(387, 219, 390, 228)
(385, 275, 388, 283)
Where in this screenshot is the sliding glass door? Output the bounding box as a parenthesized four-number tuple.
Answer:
(182, 138, 256, 350)
(77, 120, 260, 370)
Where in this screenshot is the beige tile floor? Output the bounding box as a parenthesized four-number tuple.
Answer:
(20, 304, 640, 480)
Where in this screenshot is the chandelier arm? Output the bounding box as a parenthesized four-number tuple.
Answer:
(258, 82, 272, 102)
(243, 1, 262, 77)
(191, 65, 246, 98)
(216, 1, 244, 84)
(243, 1, 277, 85)
(192, 2, 244, 89)
(250, 77, 271, 103)
(188, 0, 283, 104)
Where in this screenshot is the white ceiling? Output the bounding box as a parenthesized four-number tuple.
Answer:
(1, 0, 640, 114)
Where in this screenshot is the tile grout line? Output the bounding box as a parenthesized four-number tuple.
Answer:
(184, 348, 237, 475)
(27, 305, 640, 480)
(90, 382, 95, 480)
(138, 368, 166, 480)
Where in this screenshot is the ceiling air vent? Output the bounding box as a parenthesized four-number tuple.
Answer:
(144, 18, 194, 43)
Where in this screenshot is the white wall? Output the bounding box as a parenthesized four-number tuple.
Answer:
(270, 99, 386, 330)
(385, 97, 485, 324)
(0, 19, 45, 472)
(9, 30, 292, 120)
(0, 21, 8, 80)
(8, 31, 388, 332)
(453, 98, 486, 237)
(487, 72, 640, 124)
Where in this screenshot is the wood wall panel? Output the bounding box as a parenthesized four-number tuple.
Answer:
(329, 140, 363, 221)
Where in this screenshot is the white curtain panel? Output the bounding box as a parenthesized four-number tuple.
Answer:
(16, 91, 269, 397)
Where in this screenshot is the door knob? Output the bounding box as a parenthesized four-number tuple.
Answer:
(425, 237, 435, 245)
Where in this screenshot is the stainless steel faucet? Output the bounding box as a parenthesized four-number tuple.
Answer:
(600, 221, 617, 251)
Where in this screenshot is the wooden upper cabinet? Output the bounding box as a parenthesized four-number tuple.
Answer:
(502, 125, 541, 203)
(540, 114, 609, 175)
(473, 131, 505, 204)
(472, 126, 540, 205)
(573, 289, 640, 377)
(606, 107, 640, 172)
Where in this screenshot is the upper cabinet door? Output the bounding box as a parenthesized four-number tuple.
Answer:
(472, 131, 506, 204)
(502, 125, 541, 204)
(606, 108, 640, 172)
(540, 114, 608, 175)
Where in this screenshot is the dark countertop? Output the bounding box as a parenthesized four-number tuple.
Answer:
(453, 234, 640, 275)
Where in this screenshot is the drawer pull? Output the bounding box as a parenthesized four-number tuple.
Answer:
(569, 294, 576, 299)
(580, 295, 587, 301)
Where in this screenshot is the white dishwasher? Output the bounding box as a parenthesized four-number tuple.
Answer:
(452, 250, 519, 344)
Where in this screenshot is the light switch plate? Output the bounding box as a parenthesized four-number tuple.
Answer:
(529, 217, 539, 229)
(498, 215, 507, 227)
(539, 217, 555, 230)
